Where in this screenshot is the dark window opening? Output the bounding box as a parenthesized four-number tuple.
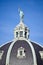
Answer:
(16, 32, 18, 37)
(20, 51, 22, 55)
(24, 50, 26, 53)
(20, 31, 23, 37)
(25, 32, 27, 38)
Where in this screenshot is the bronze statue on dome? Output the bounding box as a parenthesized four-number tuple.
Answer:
(18, 8, 24, 21)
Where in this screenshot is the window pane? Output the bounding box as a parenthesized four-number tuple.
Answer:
(20, 51, 22, 55)
(16, 32, 18, 37)
(25, 32, 27, 38)
(20, 31, 23, 37)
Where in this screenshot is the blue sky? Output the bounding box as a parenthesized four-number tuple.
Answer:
(0, 0, 43, 45)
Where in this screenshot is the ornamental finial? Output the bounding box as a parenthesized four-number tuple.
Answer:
(18, 8, 24, 21)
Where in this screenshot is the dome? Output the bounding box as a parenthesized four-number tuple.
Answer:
(0, 9, 43, 65)
(0, 39, 43, 65)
